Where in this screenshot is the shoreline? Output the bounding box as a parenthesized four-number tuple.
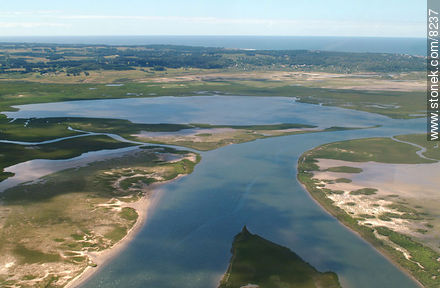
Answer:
(296, 172, 424, 288)
(65, 175, 184, 288)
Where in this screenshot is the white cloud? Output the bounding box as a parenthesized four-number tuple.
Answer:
(56, 14, 423, 36)
(0, 12, 424, 37)
(0, 10, 63, 17)
(0, 22, 69, 28)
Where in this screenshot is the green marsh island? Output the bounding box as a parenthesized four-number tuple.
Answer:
(219, 226, 341, 288)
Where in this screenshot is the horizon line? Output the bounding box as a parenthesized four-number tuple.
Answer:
(0, 35, 425, 39)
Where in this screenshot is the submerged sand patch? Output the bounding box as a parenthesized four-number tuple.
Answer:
(316, 158, 440, 200)
(312, 158, 440, 253)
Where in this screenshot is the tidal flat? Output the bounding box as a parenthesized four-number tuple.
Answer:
(298, 135, 440, 288)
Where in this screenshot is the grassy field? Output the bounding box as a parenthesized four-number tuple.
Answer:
(297, 136, 440, 288)
(0, 117, 81, 142)
(395, 134, 440, 160)
(219, 226, 341, 288)
(308, 137, 435, 164)
(0, 147, 200, 287)
(0, 67, 214, 84)
(0, 116, 195, 142)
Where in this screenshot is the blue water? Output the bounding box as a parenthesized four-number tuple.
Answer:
(4, 96, 425, 288)
(5, 96, 390, 128)
(81, 117, 424, 288)
(0, 36, 425, 55)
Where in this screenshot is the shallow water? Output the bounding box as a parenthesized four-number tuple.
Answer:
(1, 96, 426, 288)
(317, 159, 440, 200)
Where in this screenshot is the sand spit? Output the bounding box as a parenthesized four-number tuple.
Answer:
(65, 176, 182, 288)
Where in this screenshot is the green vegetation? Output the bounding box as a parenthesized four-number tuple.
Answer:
(161, 158, 200, 180)
(0, 117, 81, 142)
(0, 43, 424, 76)
(376, 227, 440, 288)
(350, 188, 378, 195)
(0, 171, 14, 182)
(104, 225, 128, 243)
(334, 178, 352, 183)
(119, 176, 157, 190)
(14, 244, 61, 264)
(65, 117, 193, 135)
(309, 137, 435, 164)
(119, 207, 138, 221)
(386, 203, 419, 214)
(359, 214, 376, 219)
(195, 133, 212, 137)
(379, 211, 424, 221)
(219, 226, 341, 288)
(395, 134, 440, 160)
(296, 89, 425, 119)
(329, 190, 345, 195)
(326, 166, 363, 173)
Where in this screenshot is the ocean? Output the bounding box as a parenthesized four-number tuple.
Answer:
(0, 35, 426, 56)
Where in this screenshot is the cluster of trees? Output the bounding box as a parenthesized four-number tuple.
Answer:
(237, 49, 425, 72)
(0, 43, 425, 74)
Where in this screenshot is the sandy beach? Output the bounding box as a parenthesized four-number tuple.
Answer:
(297, 177, 424, 288)
(65, 177, 180, 288)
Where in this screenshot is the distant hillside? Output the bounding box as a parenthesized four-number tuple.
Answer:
(0, 43, 425, 74)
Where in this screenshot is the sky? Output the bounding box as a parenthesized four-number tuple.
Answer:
(0, 0, 425, 37)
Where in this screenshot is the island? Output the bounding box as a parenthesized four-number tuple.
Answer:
(219, 226, 341, 288)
